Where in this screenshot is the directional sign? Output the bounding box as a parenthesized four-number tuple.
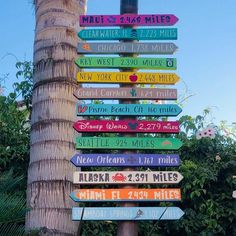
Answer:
(70, 188, 181, 202)
(80, 14, 179, 27)
(75, 137, 182, 150)
(70, 153, 180, 167)
(76, 104, 182, 116)
(74, 88, 177, 100)
(75, 57, 176, 70)
(73, 120, 180, 133)
(77, 72, 180, 84)
(73, 171, 183, 184)
(72, 207, 184, 221)
(77, 42, 178, 54)
(78, 28, 177, 41)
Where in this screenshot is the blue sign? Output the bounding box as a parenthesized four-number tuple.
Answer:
(70, 153, 180, 167)
(72, 207, 184, 221)
(77, 104, 182, 116)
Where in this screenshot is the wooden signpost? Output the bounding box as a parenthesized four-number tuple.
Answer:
(74, 88, 177, 100)
(76, 104, 182, 116)
(73, 120, 180, 133)
(77, 42, 178, 54)
(70, 188, 181, 202)
(75, 137, 182, 150)
(78, 28, 177, 41)
(73, 171, 183, 184)
(77, 72, 180, 84)
(72, 207, 184, 221)
(70, 153, 180, 167)
(80, 14, 179, 27)
(75, 57, 176, 70)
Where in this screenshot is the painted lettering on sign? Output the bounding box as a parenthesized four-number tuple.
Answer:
(72, 207, 184, 221)
(70, 188, 181, 202)
(75, 137, 182, 150)
(80, 14, 179, 27)
(78, 28, 178, 41)
(73, 171, 183, 184)
(77, 42, 178, 54)
(77, 72, 180, 84)
(73, 88, 177, 100)
(75, 57, 176, 70)
(70, 153, 180, 167)
(76, 104, 182, 116)
(73, 120, 180, 133)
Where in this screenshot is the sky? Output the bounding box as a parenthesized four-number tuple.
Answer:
(0, 0, 236, 125)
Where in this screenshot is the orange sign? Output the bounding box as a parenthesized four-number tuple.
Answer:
(70, 188, 181, 202)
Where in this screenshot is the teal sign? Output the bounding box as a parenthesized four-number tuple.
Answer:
(76, 104, 182, 116)
(78, 28, 177, 41)
(72, 207, 184, 221)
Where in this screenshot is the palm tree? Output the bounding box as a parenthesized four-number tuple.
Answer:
(26, 0, 86, 234)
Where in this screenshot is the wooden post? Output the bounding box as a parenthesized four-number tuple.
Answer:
(117, 1, 139, 236)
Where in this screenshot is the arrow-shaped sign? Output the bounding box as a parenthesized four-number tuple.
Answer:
(73, 171, 184, 184)
(75, 57, 176, 70)
(76, 104, 182, 116)
(70, 188, 181, 202)
(73, 88, 177, 100)
(73, 120, 180, 133)
(72, 207, 184, 220)
(77, 72, 180, 84)
(76, 137, 183, 150)
(78, 28, 177, 41)
(80, 14, 179, 27)
(77, 42, 178, 54)
(70, 153, 180, 167)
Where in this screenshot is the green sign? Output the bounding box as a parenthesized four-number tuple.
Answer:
(76, 137, 182, 150)
(75, 57, 176, 70)
(78, 28, 177, 41)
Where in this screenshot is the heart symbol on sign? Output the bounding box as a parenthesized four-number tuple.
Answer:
(128, 122, 138, 130)
(77, 105, 88, 113)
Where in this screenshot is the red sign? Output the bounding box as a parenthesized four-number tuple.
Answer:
(73, 120, 180, 133)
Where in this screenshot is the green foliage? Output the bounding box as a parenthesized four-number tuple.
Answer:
(0, 61, 32, 176)
(0, 170, 26, 236)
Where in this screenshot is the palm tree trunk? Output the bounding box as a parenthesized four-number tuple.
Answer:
(26, 0, 86, 235)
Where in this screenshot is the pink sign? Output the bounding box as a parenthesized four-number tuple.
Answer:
(73, 120, 180, 133)
(80, 14, 179, 27)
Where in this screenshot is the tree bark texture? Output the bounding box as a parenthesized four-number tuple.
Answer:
(26, 0, 86, 235)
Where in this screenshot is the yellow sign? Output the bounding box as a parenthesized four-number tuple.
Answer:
(77, 72, 180, 85)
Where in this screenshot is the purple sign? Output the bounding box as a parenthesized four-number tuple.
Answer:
(80, 14, 179, 27)
(70, 153, 180, 167)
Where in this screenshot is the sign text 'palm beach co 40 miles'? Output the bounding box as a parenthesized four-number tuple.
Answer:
(72, 207, 184, 221)
(75, 137, 182, 150)
(78, 28, 177, 41)
(80, 14, 179, 26)
(77, 72, 180, 84)
(73, 171, 183, 184)
(77, 42, 178, 54)
(70, 153, 180, 167)
(75, 57, 176, 70)
(70, 188, 181, 202)
(74, 88, 177, 100)
(73, 120, 180, 133)
(76, 104, 182, 116)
